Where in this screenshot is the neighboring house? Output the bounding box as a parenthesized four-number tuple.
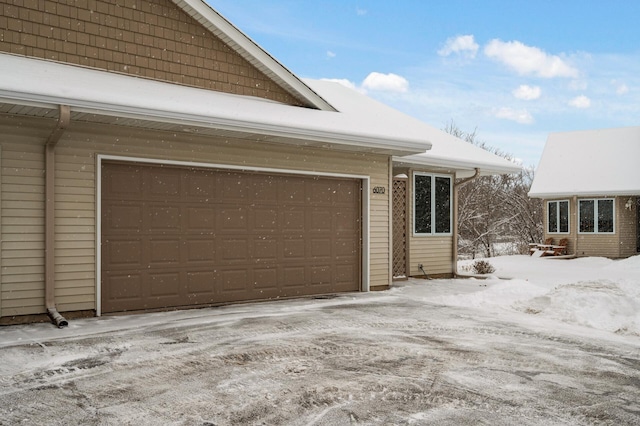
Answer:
(0, 0, 519, 325)
(529, 127, 640, 258)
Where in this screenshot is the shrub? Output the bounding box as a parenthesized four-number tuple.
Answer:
(472, 260, 495, 275)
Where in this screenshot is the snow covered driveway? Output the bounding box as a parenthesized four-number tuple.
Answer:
(1, 256, 640, 425)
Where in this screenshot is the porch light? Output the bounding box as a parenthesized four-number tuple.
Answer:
(625, 198, 634, 210)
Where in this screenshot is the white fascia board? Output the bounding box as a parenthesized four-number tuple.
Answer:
(528, 190, 640, 199)
(1, 89, 424, 154)
(173, 0, 335, 111)
(392, 155, 522, 176)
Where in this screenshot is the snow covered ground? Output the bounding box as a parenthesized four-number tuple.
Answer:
(447, 254, 640, 336)
(1, 255, 639, 425)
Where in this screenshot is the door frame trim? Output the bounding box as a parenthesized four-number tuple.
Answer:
(96, 154, 370, 316)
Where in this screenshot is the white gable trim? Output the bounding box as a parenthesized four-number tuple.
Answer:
(173, 0, 335, 111)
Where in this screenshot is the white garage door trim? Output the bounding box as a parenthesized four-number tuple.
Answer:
(96, 154, 371, 316)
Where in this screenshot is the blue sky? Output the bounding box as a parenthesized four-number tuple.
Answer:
(210, 1, 640, 166)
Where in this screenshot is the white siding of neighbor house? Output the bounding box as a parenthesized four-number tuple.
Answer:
(0, 115, 392, 317)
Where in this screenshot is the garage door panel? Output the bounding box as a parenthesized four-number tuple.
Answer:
(104, 238, 143, 268)
(282, 266, 306, 289)
(104, 168, 143, 199)
(309, 238, 332, 258)
(104, 272, 143, 301)
(148, 239, 181, 265)
(185, 206, 216, 231)
(185, 172, 216, 199)
(254, 237, 279, 260)
(147, 170, 181, 198)
(309, 209, 332, 231)
(186, 271, 217, 295)
(282, 208, 305, 230)
(220, 269, 249, 293)
(149, 272, 181, 297)
(147, 205, 182, 232)
(335, 238, 359, 258)
(218, 172, 248, 200)
(254, 267, 278, 291)
(252, 207, 279, 230)
(101, 162, 361, 314)
(308, 180, 333, 204)
(252, 177, 279, 201)
(219, 238, 250, 262)
(105, 204, 143, 231)
(217, 207, 248, 230)
(185, 239, 216, 263)
(283, 238, 305, 259)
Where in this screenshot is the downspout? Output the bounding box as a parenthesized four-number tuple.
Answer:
(45, 105, 71, 328)
(573, 195, 578, 256)
(452, 168, 481, 277)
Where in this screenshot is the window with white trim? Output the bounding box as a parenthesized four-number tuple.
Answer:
(579, 198, 614, 233)
(547, 200, 569, 233)
(414, 173, 451, 235)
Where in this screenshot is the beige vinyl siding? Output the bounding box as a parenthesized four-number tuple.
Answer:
(1, 115, 391, 317)
(576, 234, 620, 258)
(408, 236, 453, 276)
(1, 121, 48, 316)
(617, 196, 637, 258)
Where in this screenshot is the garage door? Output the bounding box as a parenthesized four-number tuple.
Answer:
(101, 162, 362, 313)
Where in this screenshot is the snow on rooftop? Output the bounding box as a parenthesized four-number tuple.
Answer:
(302, 79, 521, 176)
(0, 53, 430, 155)
(529, 126, 640, 198)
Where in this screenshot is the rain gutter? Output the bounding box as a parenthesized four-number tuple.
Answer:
(45, 105, 70, 328)
(452, 168, 480, 277)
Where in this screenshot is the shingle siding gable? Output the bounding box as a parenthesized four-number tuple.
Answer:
(0, 0, 303, 106)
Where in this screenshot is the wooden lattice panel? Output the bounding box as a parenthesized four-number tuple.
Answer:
(392, 178, 408, 279)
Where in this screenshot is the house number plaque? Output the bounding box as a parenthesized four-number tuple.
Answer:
(372, 186, 386, 194)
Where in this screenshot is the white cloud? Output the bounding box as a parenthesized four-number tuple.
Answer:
(326, 51, 336, 58)
(494, 107, 534, 124)
(611, 80, 629, 95)
(356, 7, 367, 16)
(569, 95, 591, 109)
(362, 72, 409, 93)
(512, 85, 541, 100)
(438, 35, 479, 58)
(484, 39, 578, 78)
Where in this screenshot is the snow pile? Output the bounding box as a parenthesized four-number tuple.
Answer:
(432, 255, 640, 335)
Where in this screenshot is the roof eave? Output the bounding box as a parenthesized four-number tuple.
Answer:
(392, 155, 522, 176)
(173, 0, 336, 111)
(0, 94, 428, 157)
(528, 190, 640, 199)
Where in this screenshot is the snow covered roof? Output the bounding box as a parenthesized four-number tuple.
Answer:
(172, 0, 333, 111)
(391, 132, 522, 177)
(301, 80, 521, 177)
(0, 53, 433, 156)
(528, 127, 640, 198)
(0, 53, 523, 172)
